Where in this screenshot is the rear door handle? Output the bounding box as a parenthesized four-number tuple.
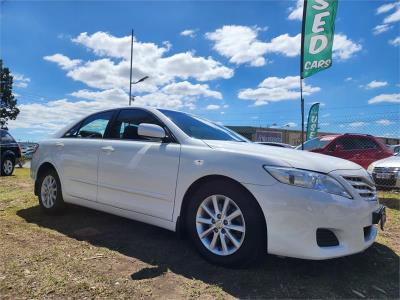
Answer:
(101, 146, 115, 152)
(55, 142, 64, 147)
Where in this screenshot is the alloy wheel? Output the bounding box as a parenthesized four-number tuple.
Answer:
(41, 175, 57, 208)
(196, 194, 246, 256)
(3, 160, 13, 175)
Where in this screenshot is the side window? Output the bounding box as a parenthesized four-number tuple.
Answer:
(108, 109, 163, 141)
(337, 137, 355, 151)
(63, 111, 114, 139)
(359, 138, 379, 149)
(327, 141, 337, 152)
(63, 122, 82, 138)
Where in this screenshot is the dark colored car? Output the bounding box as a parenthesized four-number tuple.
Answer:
(298, 134, 393, 169)
(0, 129, 21, 176)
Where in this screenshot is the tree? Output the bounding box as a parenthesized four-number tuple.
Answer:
(0, 59, 20, 128)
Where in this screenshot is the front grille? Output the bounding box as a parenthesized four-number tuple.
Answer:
(373, 177, 397, 187)
(343, 176, 377, 200)
(316, 229, 339, 247)
(373, 167, 400, 173)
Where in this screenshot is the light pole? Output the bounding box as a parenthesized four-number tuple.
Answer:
(129, 76, 149, 105)
(128, 29, 149, 106)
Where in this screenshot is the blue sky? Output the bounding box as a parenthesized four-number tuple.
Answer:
(1, 0, 399, 141)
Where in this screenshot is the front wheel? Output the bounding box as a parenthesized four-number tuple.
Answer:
(38, 169, 65, 214)
(186, 180, 267, 267)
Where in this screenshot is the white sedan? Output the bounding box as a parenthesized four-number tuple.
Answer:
(368, 155, 400, 189)
(31, 107, 385, 267)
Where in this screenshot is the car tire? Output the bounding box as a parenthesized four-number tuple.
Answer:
(38, 168, 65, 214)
(1, 156, 15, 176)
(186, 179, 267, 268)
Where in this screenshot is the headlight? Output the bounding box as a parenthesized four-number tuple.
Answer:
(264, 166, 352, 199)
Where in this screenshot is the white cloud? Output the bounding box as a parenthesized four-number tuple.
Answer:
(376, 119, 395, 126)
(365, 80, 388, 89)
(180, 29, 197, 38)
(389, 36, 400, 46)
(43, 54, 82, 70)
(368, 93, 400, 104)
(349, 121, 367, 128)
(373, 2, 400, 34)
(384, 6, 400, 23)
(332, 34, 362, 60)
(288, 0, 303, 21)
(264, 33, 301, 57)
(283, 122, 297, 128)
(59, 32, 233, 92)
(372, 24, 393, 35)
(206, 26, 361, 65)
(377, 2, 398, 14)
(44, 31, 232, 101)
(161, 81, 222, 99)
(345, 77, 353, 81)
(12, 73, 31, 88)
(205, 25, 270, 66)
(12, 31, 235, 134)
(206, 104, 220, 110)
(238, 75, 320, 106)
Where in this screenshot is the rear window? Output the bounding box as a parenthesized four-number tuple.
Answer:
(0, 131, 16, 144)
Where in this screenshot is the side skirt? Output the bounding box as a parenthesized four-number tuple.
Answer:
(65, 196, 177, 232)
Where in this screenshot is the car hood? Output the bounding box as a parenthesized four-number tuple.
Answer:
(203, 140, 363, 173)
(370, 155, 400, 168)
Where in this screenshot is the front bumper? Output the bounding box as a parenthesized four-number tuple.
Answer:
(244, 181, 381, 260)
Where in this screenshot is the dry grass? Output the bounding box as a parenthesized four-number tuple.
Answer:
(0, 168, 399, 299)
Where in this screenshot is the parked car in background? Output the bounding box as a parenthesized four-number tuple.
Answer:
(256, 142, 294, 148)
(368, 155, 400, 189)
(31, 107, 385, 267)
(0, 129, 21, 176)
(18, 142, 39, 167)
(297, 134, 393, 169)
(389, 144, 400, 156)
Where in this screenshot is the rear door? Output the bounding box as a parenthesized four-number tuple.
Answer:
(54, 110, 115, 201)
(97, 108, 181, 220)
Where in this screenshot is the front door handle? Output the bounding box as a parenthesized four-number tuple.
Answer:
(55, 142, 64, 147)
(101, 146, 115, 152)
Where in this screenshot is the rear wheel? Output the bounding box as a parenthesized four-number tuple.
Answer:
(38, 168, 65, 214)
(1, 156, 15, 176)
(186, 179, 266, 267)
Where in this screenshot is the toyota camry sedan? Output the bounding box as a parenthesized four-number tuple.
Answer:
(31, 107, 386, 267)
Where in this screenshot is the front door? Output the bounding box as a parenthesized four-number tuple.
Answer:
(97, 109, 181, 220)
(54, 110, 115, 201)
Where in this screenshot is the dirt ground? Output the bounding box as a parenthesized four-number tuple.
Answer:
(0, 168, 399, 299)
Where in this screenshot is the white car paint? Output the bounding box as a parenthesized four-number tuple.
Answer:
(368, 155, 400, 188)
(31, 106, 381, 260)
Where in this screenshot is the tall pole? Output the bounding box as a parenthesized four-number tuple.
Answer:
(300, 0, 307, 150)
(128, 29, 134, 106)
(300, 78, 304, 150)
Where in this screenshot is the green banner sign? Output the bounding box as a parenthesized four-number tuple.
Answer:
(306, 102, 320, 140)
(301, 0, 338, 78)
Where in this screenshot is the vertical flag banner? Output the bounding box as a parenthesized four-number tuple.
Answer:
(301, 0, 338, 78)
(306, 102, 320, 140)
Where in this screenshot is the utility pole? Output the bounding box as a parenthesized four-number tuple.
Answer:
(129, 29, 134, 106)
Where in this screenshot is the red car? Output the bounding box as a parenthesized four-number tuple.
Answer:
(299, 134, 393, 169)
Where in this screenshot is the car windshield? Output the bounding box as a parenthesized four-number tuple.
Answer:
(296, 137, 331, 150)
(159, 109, 248, 142)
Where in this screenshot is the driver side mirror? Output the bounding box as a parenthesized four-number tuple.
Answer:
(138, 123, 166, 139)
